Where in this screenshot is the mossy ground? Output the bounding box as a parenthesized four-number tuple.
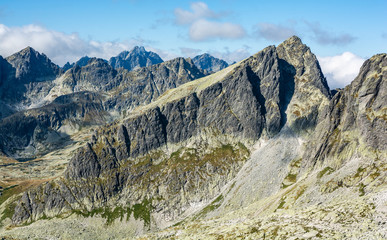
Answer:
(72, 198, 153, 227)
(194, 194, 224, 219)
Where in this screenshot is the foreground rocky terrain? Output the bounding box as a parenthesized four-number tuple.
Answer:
(0, 36, 385, 239)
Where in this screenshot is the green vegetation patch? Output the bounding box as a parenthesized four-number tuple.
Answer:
(358, 183, 366, 196)
(0, 185, 19, 206)
(276, 198, 286, 210)
(317, 167, 334, 179)
(72, 198, 153, 227)
(195, 194, 224, 219)
(281, 158, 302, 188)
(132, 198, 152, 226)
(281, 174, 297, 189)
(0, 202, 16, 227)
(354, 167, 366, 178)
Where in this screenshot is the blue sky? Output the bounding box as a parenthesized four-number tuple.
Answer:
(0, 0, 386, 88)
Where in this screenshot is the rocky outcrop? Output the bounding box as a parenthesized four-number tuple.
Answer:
(138, 53, 386, 240)
(303, 53, 387, 167)
(0, 92, 108, 159)
(109, 46, 163, 71)
(0, 56, 206, 160)
(104, 57, 206, 112)
(0, 47, 61, 112)
(11, 37, 332, 229)
(5, 47, 61, 83)
(62, 56, 91, 72)
(192, 53, 229, 72)
(276, 36, 331, 131)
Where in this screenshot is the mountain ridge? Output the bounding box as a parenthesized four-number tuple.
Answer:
(109, 46, 163, 71)
(192, 53, 229, 73)
(0, 36, 385, 239)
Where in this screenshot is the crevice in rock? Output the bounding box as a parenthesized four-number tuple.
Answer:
(278, 59, 296, 128)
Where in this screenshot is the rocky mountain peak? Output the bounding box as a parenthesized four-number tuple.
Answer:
(275, 36, 331, 131)
(1, 38, 386, 239)
(5, 46, 60, 83)
(132, 46, 146, 53)
(192, 53, 229, 72)
(351, 53, 386, 89)
(282, 35, 303, 45)
(109, 46, 163, 71)
(62, 56, 91, 72)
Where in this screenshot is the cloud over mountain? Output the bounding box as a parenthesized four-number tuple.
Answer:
(306, 22, 356, 46)
(174, 2, 219, 25)
(254, 23, 296, 42)
(318, 52, 365, 88)
(189, 19, 246, 41)
(0, 24, 142, 65)
(174, 2, 246, 41)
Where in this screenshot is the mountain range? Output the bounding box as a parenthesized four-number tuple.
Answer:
(0, 36, 386, 239)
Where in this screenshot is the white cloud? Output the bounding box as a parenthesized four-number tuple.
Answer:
(306, 22, 356, 46)
(255, 23, 296, 41)
(189, 19, 246, 41)
(209, 46, 251, 64)
(0, 24, 144, 66)
(174, 2, 245, 41)
(174, 2, 218, 25)
(180, 47, 202, 58)
(145, 46, 178, 61)
(318, 52, 365, 89)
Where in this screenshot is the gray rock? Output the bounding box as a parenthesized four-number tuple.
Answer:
(5, 46, 61, 83)
(109, 46, 163, 71)
(10, 39, 332, 226)
(0, 91, 108, 159)
(303, 53, 387, 167)
(192, 53, 229, 72)
(62, 56, 91, 72)
(0, 47, 61, 114)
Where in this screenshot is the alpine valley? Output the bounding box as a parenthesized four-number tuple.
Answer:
(0, 36, 385, 239)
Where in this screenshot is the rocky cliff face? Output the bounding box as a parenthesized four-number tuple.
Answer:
(142, 53, 386, 239)
(1, 37, 385, 239)
(62, 56, 91, 72)
(0, 47, 61, 112)
(303, 53, 386, 167)
(0, 56, 205, 159)
(5, 47, 61, 83)
(9, 37, 331, 231)
(0, 91, 108, 159)
(192, 53, 229, 73)
(109, 46, 163, 71)
(0, 53, 207, 165)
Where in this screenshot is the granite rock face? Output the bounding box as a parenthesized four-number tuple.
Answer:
(303, 53, 387, 167)
(5, 46, 61, 83)
(10, 37, 331, 228)
(276, 36, 331, 131)
(0, 56, 205, 159)
(0, 47, 61, 111)
(192, 53, 229, 73)
(109, 46, 163, 71)
(62, 56, 91, 72)
(3, 36, 385, 239)
(0, 91, 107, 158)
(104, 57, 206, 112)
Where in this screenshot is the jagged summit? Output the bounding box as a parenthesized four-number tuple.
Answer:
(283, 35, 303, 44)
(192, 53, 229, 72)
(109, 46, 163, 71)
(5, 46, 60, 82)
(62, 56, 92, 72)
(0, 37, 385, 239)
(132, 46, 146, 53)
